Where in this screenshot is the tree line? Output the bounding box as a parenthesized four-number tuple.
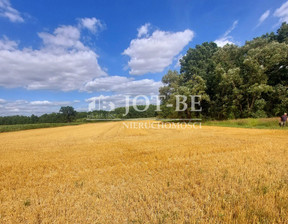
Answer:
(0, 106, 77, 125)
(159, 23, 288, 120)
(86, 105, 157, 120)
(0, 105, 158, 125)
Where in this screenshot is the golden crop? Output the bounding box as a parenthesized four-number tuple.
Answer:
(0, 121, 287, 223)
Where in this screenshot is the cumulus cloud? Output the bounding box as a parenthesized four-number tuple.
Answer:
(0, 99, 80, 116)
(80, 17, 104, 33)
(123, 25, 194, 75)
(38, 25, 86, 51)
(137, 23, 150, 38)
(83, 75, 162, 95)
(215, 20, 238, 47)
(258, 10, 270, 26)
(0, 0, 24, 22)
(215, 38, 234, 48)
(274, 1, 288, 23)
(0, 19, 107, 91)
(30, 100, 53, 105)
(84, 75, 163, 111)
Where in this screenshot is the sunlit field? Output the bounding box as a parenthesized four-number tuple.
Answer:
(0, 121, 288, 223)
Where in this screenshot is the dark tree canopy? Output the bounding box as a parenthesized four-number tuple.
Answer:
(277, 22, 288, 43)
(159, 23, 288, 120)
(59, 106, 77, 122)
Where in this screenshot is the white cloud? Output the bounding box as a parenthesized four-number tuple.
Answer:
(137, 23, 150, 38)
(174, 54, 183, 68)
(80, 17, 103, 33)
(224, 20, 238, 37)
(274, 1, 288, 23)
(0, 99, 79, 116)
(214, 38, 234, 47)
(0, 76, 162, 115)
(0, 20, 107, 91)
(84, 76, 132, 92)
(84, 75, 163, 112)
(83, 75, 163, 112)
(123, 26, 194, 75)
(0, 0, 24, 22)
(83, 75, 162, 95)
(215, 20, 238, 47)
(38, 26, 86, 51)
(0, 35, 17, 50)
(258, 10, 270, 26)
(30, 100, 52, 105)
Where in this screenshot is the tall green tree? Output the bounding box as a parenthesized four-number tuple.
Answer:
(180, 42, 218, 96)
(59, 106, 77, 122)
(277, 22, 288, 43)
(159, 23, 288, 120)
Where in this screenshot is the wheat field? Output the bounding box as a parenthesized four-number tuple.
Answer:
(0, 121, 287, 223)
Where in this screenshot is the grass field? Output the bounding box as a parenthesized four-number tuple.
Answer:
(0, 117, 285, 133)
(204, 117, 283, 129)
(0, 122, 83, 133)
(0, 121, 288, 223)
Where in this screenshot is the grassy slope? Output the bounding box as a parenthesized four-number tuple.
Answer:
(204, 117, 285, 129)
(0, 117, 285, 133)
(0, 122, 83, 133)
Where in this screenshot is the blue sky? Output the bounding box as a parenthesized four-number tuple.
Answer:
(0, 0, 288, 115)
